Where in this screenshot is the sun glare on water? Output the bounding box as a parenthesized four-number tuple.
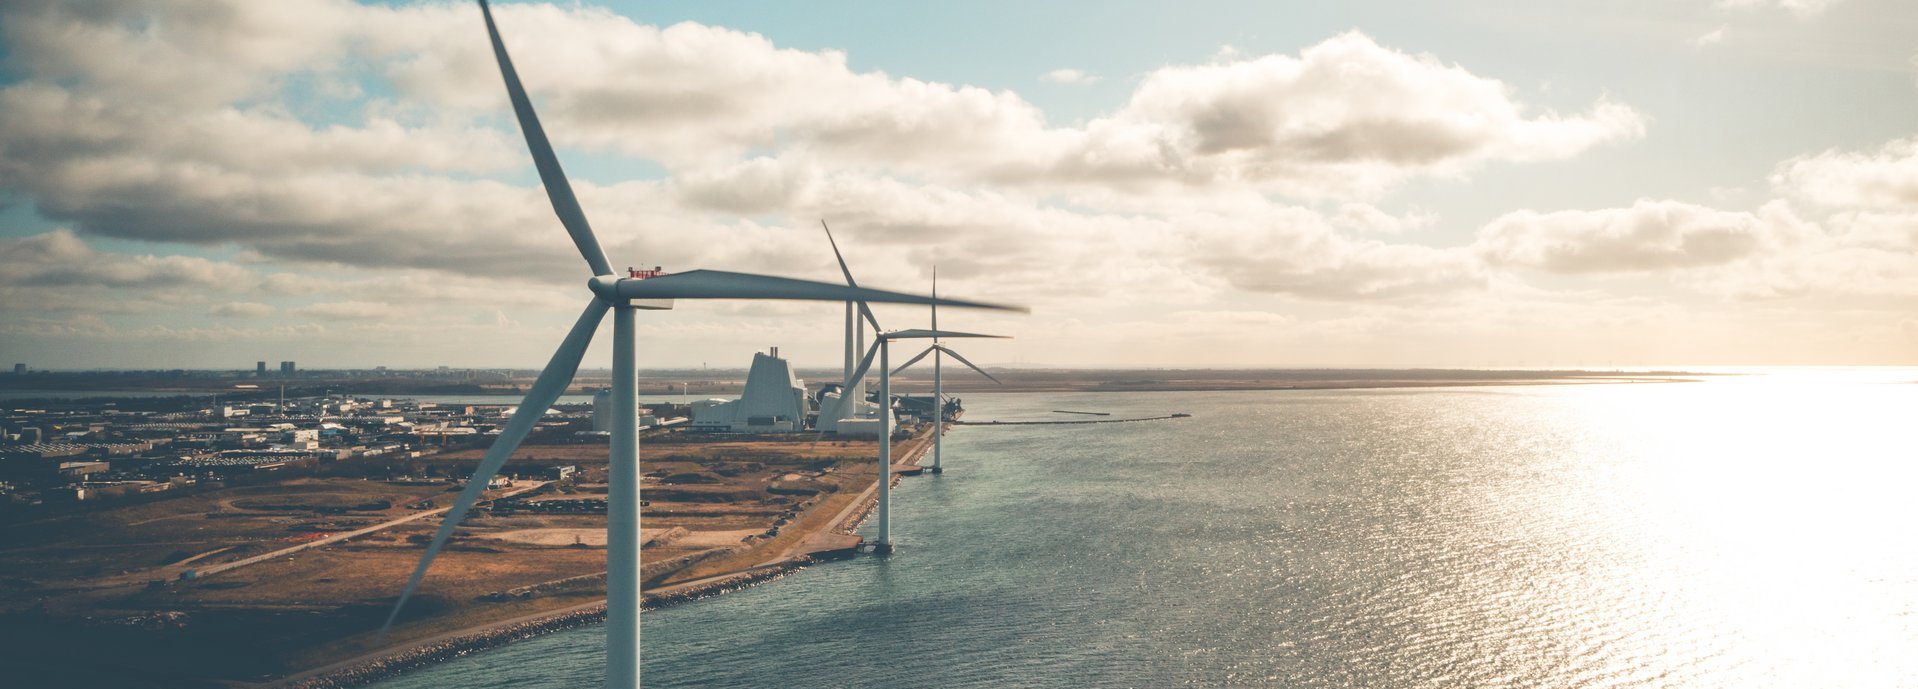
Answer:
(1516, 370, 1918, 686)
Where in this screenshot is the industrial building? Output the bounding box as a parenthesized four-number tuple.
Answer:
(588, 389, 674, 434)
(689, 348, 808, 433)
(593, 389, 614, 432)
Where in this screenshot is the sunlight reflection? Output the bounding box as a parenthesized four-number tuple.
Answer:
(1544, 374, 1918, 687)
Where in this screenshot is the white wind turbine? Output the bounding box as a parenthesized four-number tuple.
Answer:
(890, 267, 1009, 474)
(816, 226, 1004, 553)
(379, 3, 1025, 688)
(819, 221, 878, 433)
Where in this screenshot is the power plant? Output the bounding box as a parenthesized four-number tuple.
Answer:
(689, 348, 809, 432)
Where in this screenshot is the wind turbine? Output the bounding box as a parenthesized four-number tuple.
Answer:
(890, 268, 1008, 474)
(815, 228, 1003, 552)
(839, 327, 1003, 553)
(818, 221, 879, 432)
(379, 4, 1025, 689)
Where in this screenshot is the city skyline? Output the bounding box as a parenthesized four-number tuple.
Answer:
(4, 0, 1918, 369)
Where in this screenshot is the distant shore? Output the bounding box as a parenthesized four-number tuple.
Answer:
(0, 368, 1718, 400)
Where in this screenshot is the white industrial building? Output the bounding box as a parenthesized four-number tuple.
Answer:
(690, 348, 809, 433)
(816, 384, 883, 437)
(593, 389, 614, 432)
(592, 389, 661, 433)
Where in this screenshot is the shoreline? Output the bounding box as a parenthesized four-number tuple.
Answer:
(0, 370, 1725, 399)
(265, 428, 938, 689)
(250, 377, 1684, 688)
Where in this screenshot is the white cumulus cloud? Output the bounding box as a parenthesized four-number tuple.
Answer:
(1714, 0, 1844, 18)
(1475, 200, 1801, 274)
(1772, 138, 1918, 209)
(1042, 68, 1099, 84)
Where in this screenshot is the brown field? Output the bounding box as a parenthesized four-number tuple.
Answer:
(0, 430, 905, 688)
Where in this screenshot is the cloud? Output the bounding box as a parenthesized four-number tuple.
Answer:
(1694, 27, 1729, 46)
(36, 1, 1907, 368)
(1471, 195, 1918, 300)
(1475, 200, 1806, 273)
(1772, 138, 1918, 209)
(292, 300, 401, 321)
(1184, 206, 1486, 299)
(1042, 68, 1098, 84)
(0, 228, 258, 289)
(209, 302, 275, 318)
(1329, 203, 1435, 234)
(1826, 210, 1918, 251)
(1714, 0, 1843, 18)
(670, 157, 819, 214)
(1055, 32, 1645, 198)
(0, 0, 1649, 302)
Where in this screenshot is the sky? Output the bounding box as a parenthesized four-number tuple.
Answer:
(2, 0, 1917, 371)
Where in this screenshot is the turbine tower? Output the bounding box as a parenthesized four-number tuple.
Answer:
(891, 269, 1008, 474)
(380, 4, 1026, 688)
(814, 224, 1001, 552)
(838, 327, 1002, 552)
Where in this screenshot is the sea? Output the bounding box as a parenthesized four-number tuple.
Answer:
(368, 371, 1918, 688)
(0, 391, 697, 405)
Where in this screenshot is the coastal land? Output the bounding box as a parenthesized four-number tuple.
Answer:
(0, 367, 1709, 399)
(0, 414, 936, 689)
(0, 368, 1708, 688)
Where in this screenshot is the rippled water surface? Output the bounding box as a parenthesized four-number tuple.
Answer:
(371, 376, 1918, 688)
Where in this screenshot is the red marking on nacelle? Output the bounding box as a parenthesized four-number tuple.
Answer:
(627, 266, 667, 280)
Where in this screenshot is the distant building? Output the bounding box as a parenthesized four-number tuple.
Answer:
(279, 361, 296, 377)
(592, 388, 614, 432)
(689, 348, 807, 433)
(256, 361, 267, 377)
(816, 382, 882, 435)
(11, 363, 24, 375)
(831, 416, 883, 438)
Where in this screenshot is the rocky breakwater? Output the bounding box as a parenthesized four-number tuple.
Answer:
(282, 606, 607, 689)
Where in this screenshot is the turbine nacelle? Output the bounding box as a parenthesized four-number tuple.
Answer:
(587, 275, 673, 310)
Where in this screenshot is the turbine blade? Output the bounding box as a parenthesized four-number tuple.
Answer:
(845, 340, 882, 398)
(479, 0, 614, 277)
(821, 340, 884, 427)
(821, 220, 881, 331)
(931, 266, 938, 336)
(881, 328, 1010, 340)
(381, 298, 609, 635)
(613, 269, 1028, 313)
(890, 345, 938, 376)
(937, 345, 1001, 385)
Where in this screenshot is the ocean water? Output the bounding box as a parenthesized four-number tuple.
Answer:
(369, 376, 1918, 688)
(0, 392, 704, 405)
